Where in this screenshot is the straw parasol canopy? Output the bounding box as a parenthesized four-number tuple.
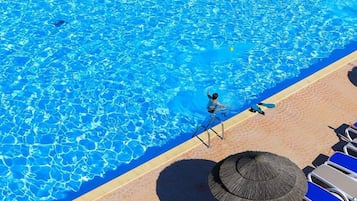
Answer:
(208, 151, 307, 201)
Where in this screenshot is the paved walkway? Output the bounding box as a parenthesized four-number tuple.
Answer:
(76, 51, 357, 201)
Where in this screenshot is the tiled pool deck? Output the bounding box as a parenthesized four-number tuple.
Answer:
(76, 50, 357, 201)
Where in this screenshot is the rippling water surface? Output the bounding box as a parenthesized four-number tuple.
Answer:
(0, 0, 356, 200)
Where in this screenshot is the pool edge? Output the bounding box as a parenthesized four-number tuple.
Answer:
(74, 50, 357, 201)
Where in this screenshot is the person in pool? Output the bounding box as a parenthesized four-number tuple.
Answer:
(207, 91, 226, 113)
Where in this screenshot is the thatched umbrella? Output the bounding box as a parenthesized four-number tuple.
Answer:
(208, 151, 307, 201)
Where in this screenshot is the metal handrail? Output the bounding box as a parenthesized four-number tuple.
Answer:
(192, 113, 224, 148)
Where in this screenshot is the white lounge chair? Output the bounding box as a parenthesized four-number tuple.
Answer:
(343, 142, 357, 157)
(325, 151, 357, 178)
(308, 164, 357, 201)
(345, 122, 357, 141)
(305, 181, 346, 201)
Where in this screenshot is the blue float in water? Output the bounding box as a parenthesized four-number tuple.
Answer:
(53, 20, 66, 27)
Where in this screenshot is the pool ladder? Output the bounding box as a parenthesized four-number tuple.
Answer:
(192, 113, 224, 148)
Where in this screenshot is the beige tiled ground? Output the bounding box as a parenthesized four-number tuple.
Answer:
(76, 51, 357, 201)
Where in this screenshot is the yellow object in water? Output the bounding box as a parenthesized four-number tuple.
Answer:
(229, 47, 234, 52)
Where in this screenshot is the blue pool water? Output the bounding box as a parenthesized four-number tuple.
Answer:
(1, 0, 357, 200)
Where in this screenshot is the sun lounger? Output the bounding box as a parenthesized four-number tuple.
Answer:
(345, 122, 357, 141)
(307, 164, 357, 201)
(325, 151, 357, 177)
(343, 141, 357, 157)
(305, 181, 346, 201)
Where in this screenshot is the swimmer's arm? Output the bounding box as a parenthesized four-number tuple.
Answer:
(216, 101, 226, 108)
(207, 91, 212, 99)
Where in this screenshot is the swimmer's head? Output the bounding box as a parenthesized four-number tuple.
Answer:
(212, 93, 218, 99)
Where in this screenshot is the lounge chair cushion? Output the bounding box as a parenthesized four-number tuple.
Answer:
(311, 164, 357, 198)
(305, 181, 343, 201)
(329, 152, 357, 173)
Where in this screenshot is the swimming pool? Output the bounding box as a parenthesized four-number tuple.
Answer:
(0, 0, 356, 200)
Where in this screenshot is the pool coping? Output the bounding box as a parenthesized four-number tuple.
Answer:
(74, 50, 357, 201)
